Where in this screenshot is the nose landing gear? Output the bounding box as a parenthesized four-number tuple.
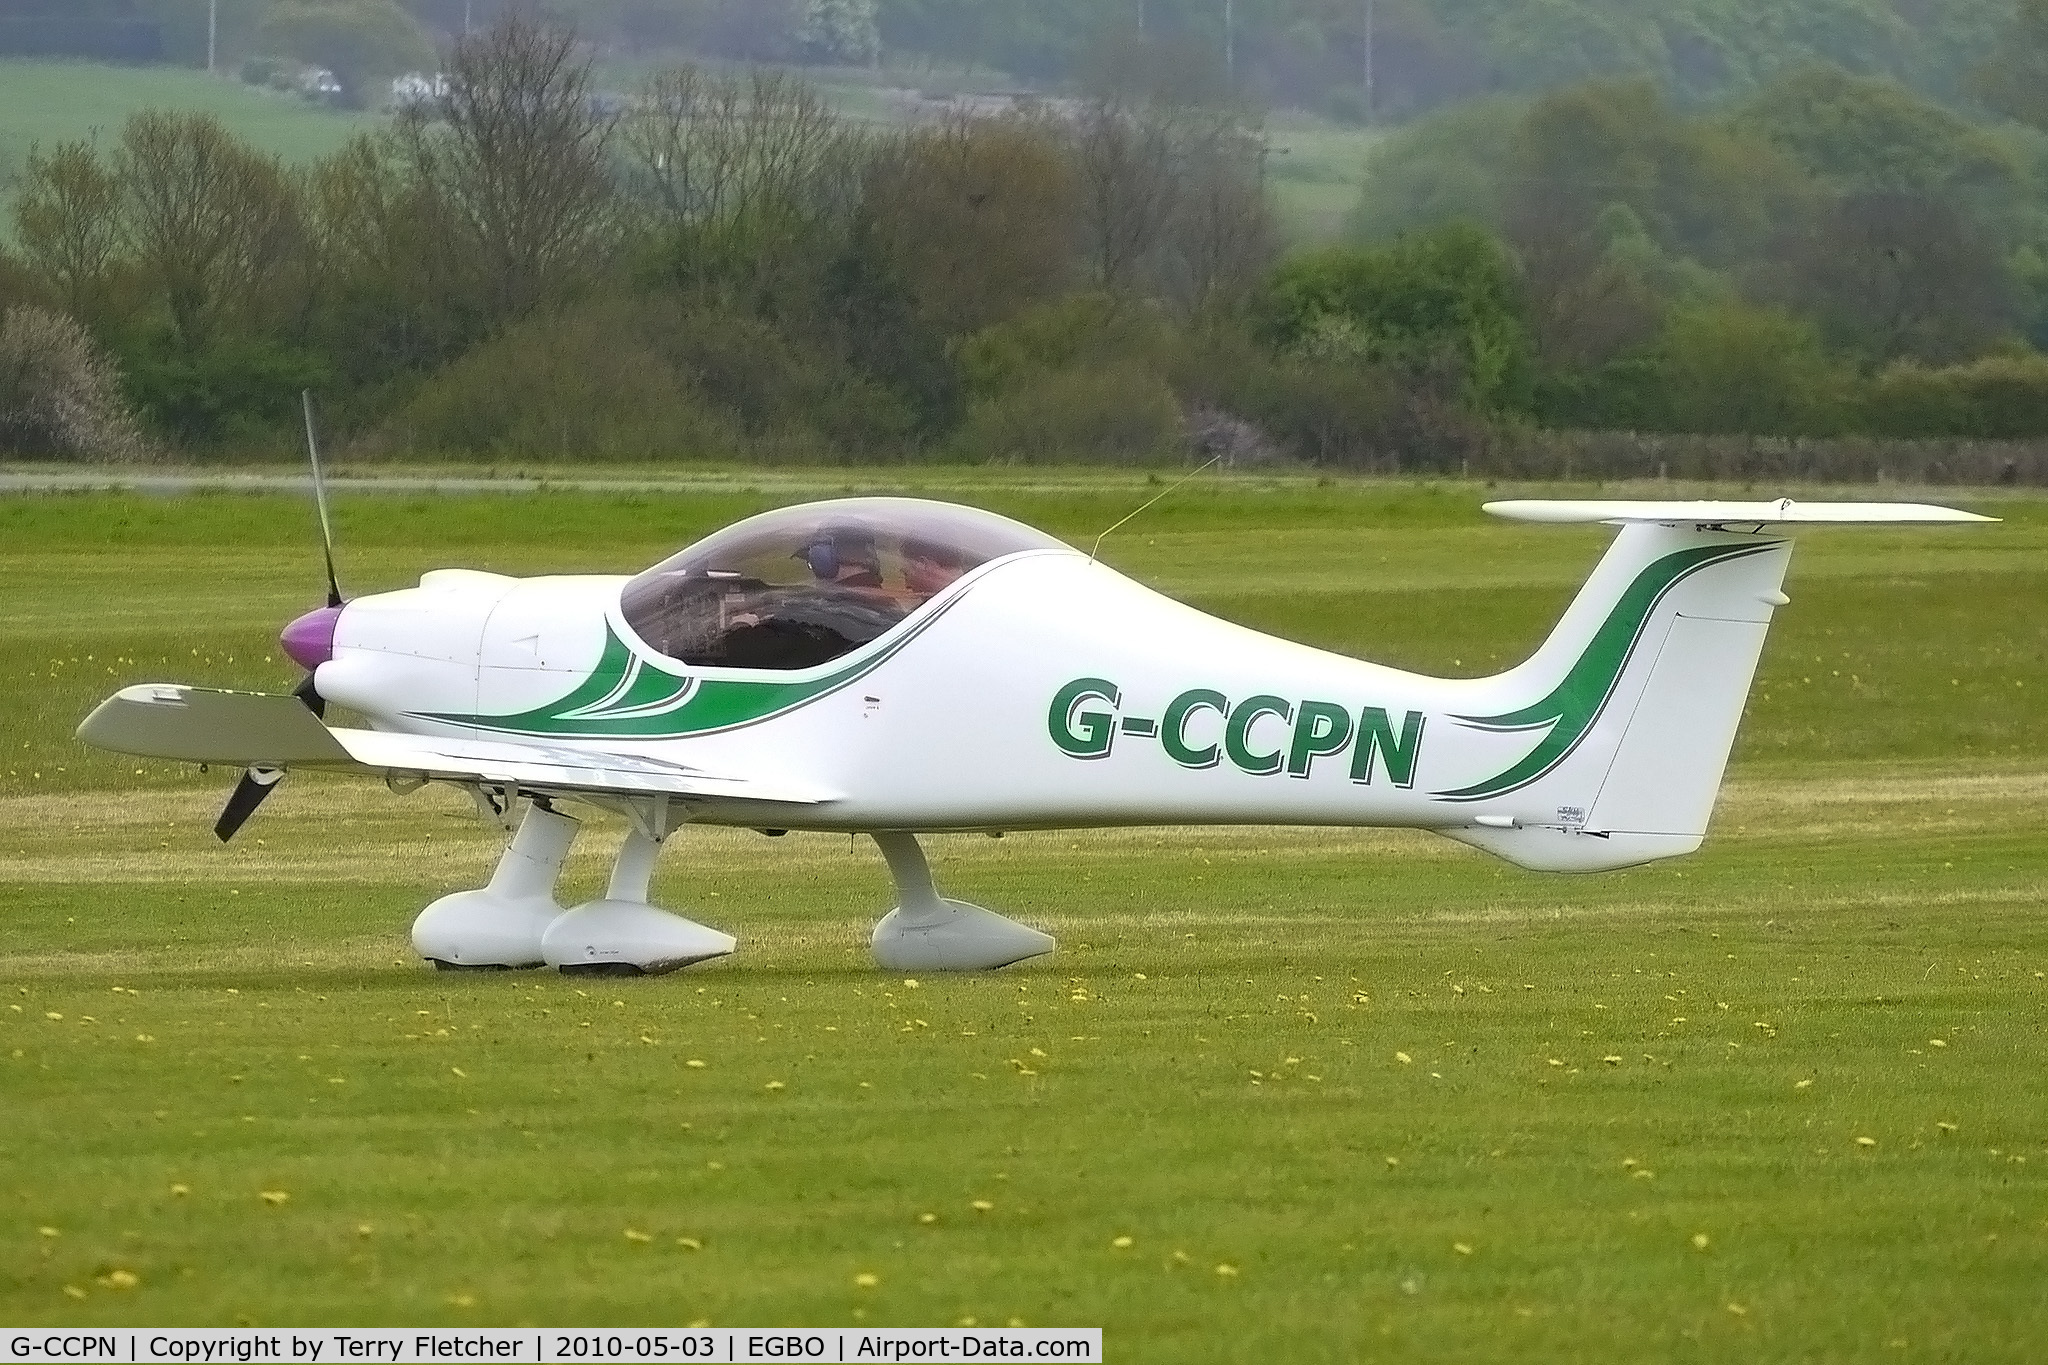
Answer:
(868, 831, 1054, 971)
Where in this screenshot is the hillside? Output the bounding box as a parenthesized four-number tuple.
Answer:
(0, 58, 379, 183)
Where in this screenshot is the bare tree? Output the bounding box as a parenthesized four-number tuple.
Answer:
(1167, 113, 1276, 318)
(398, 14, 618, 325)
(307, 134, 477, 374)
(117, 112, 306, 351)
(620, 66, 853, 237)
(12, 140, 126, 325)
(1073, 92, 1183, 295)
(862, 113, 1079, 335)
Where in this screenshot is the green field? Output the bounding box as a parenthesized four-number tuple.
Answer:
(1264, 112, 1378, 243)
(0, 59, 379, 184)
(2, 472, 2044, 1355)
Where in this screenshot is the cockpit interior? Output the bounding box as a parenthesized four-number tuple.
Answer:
(619, 498, 1068, 671)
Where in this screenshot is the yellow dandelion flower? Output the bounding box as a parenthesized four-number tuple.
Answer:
(170, 1183, 190, 1197)
(687, 1059, 707, 1069)
(259, 1190, 289, 1206)
(1856, 1136, 1877, 1148)
(38, 1226, 59, 1238)
(1170, 1251, 1190, 1265)
(1395, 1051, 1412, 1064)
(62, 1286, 86, 1300)
(1453, 1243, 1473, 1256)
(448, 1293, 476, 1309)
(100, 1270, 138, 1290)
(624, 1228, 653, 1243)
(1111, 1236, 1133, 1249)
(1691, 1233, 1711, 1251)
(1385, 1156, 1400, 1167)
(356, 1224, 374, 1238)
(1726, 1303, 1748, 1316)
(676, 1237, 702, 1251)
(450, 1067, 467, 1078)
(1214, 1263, 1239, 1278)
(1936, 1122, 1958, 1134)
(917, 1213, 938, 1225)
(1929, 1039, 1947, 1049)
(1602, 1055, 1622, 1066)
(854, 1272, 879, 1289)
(1795, 1079, 1814, 1089)
(971, 1200, 995, 1212)
(765, 1080, 786, 1091)
(903, 980, 920, 989)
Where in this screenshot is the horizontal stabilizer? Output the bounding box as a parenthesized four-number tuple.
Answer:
(79, 684, 832, 806)
(1484, 498, 1997, 526)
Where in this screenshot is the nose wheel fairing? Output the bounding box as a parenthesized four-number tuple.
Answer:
(868, 832, 1055, 971)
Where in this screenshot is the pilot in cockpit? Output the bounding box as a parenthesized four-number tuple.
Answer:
(799, 528, 886, 590)
(902, 537, 967, 600)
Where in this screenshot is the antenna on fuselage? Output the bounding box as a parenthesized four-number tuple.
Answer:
(1088, 453, 1222, 565)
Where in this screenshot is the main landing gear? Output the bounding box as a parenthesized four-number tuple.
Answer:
(409, 798, 1052, 974)
(411, 798, 734, 975)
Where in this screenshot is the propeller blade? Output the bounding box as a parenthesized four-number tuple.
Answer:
(215, 767, 285, 843)
(301, 390, 342, 608)
(292, 673, 326, 719)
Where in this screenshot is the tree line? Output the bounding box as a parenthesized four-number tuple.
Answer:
(1327, 33, 2048, 443)
(1, 16, 1293, 463)
(6, 10, 2048, 466)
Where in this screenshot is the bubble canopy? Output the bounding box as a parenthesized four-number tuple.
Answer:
(620, 497, 1072, 672)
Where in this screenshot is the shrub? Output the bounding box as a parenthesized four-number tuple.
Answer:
(957, 294, 1180, 400)
(0, 306, 152, 461)
(383, 300, 741, 459)
(1642, 300, 1850, 436)
(1266, 222, 1535, 414)
(123, 336, 328, 448)
(1863, 353, 2048, 439)
(957, 361, 1185, 463)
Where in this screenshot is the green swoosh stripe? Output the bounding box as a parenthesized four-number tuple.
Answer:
(414, 597, 959, 740)
(1434, 540, 1779, 802)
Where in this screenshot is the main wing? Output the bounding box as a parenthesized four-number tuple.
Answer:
(77, 684, 834, 805)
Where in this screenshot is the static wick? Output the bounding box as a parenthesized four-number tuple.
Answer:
(1089, 455, 1223, 565)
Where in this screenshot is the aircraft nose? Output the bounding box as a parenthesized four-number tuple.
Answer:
(280, 604, 343, 670)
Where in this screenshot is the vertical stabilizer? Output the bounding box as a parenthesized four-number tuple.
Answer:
(1439, 522, 1790, 870)
(1439, 498, 1990, 872)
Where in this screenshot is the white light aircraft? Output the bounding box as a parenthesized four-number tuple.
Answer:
(78, 477, 1994, 976)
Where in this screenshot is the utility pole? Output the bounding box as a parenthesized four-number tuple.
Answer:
(1224, 0, 1235, 86)
(1362, 0, 1375, 122)
(206, 0, 216, 74)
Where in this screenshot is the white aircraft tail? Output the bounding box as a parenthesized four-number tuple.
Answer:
(1440, 499, 1993, 871)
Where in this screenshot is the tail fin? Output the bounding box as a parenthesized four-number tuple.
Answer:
(1438, 499, 1993, 872)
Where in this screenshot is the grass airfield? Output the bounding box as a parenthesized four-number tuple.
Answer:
(1, 473, 2045, 1358)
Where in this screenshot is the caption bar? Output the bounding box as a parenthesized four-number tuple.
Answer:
(5, 1331, 1100, 1365)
